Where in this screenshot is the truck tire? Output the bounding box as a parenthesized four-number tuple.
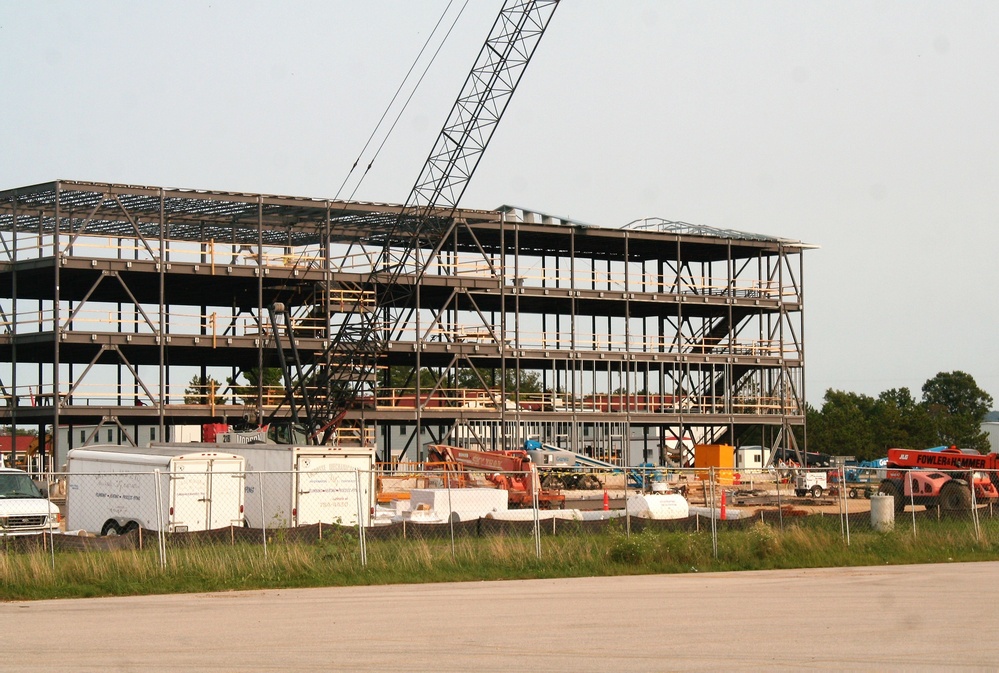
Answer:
(810, 485, 823, 498)
(878, 481, 905, 512)
(101, 520, 121, 536)
(939, 481, 972, 513)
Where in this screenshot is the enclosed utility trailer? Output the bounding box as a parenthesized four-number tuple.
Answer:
(66, 447, 246, 535)
(153, 443, 375, 528)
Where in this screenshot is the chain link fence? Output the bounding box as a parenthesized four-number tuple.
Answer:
(5, 463, 999, 570)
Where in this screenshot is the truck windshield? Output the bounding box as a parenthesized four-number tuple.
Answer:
(0, 473, 44, 499)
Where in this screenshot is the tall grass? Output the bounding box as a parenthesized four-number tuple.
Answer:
(2, 521, 998, 601)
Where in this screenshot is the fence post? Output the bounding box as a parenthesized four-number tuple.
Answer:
(624, 465, 630, 539)
(992, 470, 997, 540)
(709, 466, 718, 559)
(153, 469, 166, 570)
(532, 465, 541, 560)
(47, 470, 55, 570)
(907, 470, 917, 538)
(970, 470, 981, 541)
(354, 469, 367, 566)
(837, 466, 845, 539)
(841, 466, 850, 546)
(774, 466, 784, 532)
(258, 471, 267, 560)
(446, 466, 455, 562)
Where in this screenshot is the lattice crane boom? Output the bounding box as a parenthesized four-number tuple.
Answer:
(271, 0, 559, 444)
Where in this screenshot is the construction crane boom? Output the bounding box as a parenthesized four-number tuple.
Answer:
(270, 0, 560, 444)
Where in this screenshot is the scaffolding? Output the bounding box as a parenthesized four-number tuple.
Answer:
(0, 180, 810, 468)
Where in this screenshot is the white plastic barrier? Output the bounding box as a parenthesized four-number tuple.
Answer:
(688, 506, 750, 520)
(486, 509, 583, 522)
(405, 488, 509, 523)
(626, 493, 690, 520)
(870, 494, 895, 532)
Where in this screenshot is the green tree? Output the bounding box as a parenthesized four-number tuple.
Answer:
(452, 366, 542, 394)
(184, 375, 225, 405)
(870, 388, 936, 451)
(227, 368, 285, 406)
(921, 371, 993, 451)
(386, 366, 437, 391)
(807, 389, 880, 460)
(0, 427, 37, 435)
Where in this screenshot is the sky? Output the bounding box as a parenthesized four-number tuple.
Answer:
(2, 1, 997, 409)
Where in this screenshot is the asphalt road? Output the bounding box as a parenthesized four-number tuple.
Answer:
(4, 562, 997, 672)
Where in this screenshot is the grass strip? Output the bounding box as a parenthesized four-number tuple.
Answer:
(3, 518, 998, 601)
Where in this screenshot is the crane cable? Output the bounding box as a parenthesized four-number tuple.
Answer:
(277, 4, 470, 318)
(334, 0, 471, 203)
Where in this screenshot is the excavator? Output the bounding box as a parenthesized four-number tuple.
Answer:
(878, 445, 999, 513)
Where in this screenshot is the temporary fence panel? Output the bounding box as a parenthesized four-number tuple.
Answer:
(15, 463, 999, 580)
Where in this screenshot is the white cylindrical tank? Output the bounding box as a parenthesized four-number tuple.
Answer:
(626, 493, 690, 520)
(870, 494, 895, 532)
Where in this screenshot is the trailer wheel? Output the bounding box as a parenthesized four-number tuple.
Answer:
(849, 488, 859, 499)
(939, 481, 972, 513)
(101, 520, 121, 536)
(121, 521, 139, 535)
(810, 485, 823, 498)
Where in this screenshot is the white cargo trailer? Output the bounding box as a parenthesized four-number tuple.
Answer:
(153, 443, 375, 528)
(66, 448, 246, 535)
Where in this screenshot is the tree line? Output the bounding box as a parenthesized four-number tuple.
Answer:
(805, 370, 994, 460)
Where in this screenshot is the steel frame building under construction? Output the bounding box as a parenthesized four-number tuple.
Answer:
(0, 180, 810, 468)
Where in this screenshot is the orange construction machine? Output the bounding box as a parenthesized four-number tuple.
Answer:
(878, 446, 999, 512)
(426, 444, 564, 509)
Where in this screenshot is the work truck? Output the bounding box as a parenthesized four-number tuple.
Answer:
(0, 467, 61, 535)
(877, 446, 999, 512)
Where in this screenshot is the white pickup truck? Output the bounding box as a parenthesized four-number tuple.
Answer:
(0, 468, 62, 535)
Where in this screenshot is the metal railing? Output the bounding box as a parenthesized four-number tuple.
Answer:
(2, 234, 798, 300)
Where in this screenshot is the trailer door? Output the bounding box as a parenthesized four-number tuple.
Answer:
(295, 454, 363, 526)
(169, 458, 211, 532)
(207, 458, 245, 529)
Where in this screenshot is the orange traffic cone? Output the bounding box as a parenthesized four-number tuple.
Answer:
(603, 489, 609, 511)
